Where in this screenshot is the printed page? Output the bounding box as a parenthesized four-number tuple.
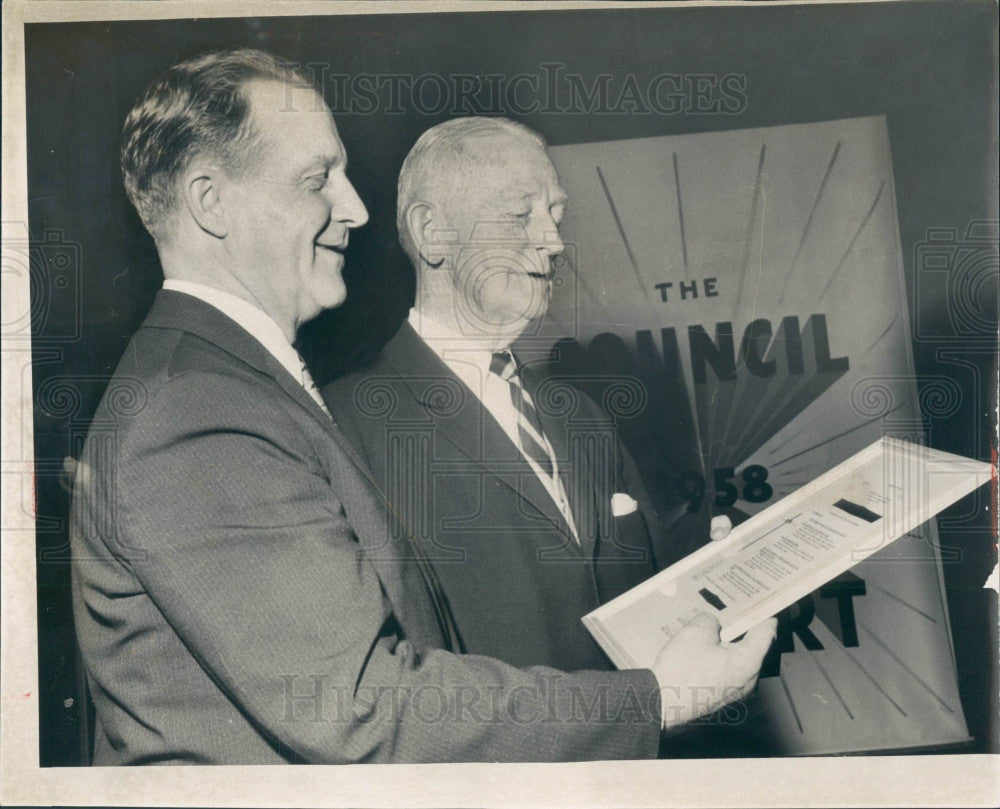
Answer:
(586, 438, 992, 666)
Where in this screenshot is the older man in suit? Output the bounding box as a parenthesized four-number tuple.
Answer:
(320, 118, 707, 671)
(71, 50, 775, 765)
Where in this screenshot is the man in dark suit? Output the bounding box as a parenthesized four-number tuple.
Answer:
(71, 49, 775, 765)
(322, 314, 659, 670)
(321, 118, 671, 671)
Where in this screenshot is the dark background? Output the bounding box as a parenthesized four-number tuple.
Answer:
(25, 1, 998, 765)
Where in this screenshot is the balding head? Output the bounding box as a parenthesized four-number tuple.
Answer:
(397, 117, 546, 268)
(397, 117, 567, 343)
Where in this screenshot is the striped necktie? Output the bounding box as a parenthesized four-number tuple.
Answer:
(299, 359, 332, 418)
(490, 350, 555, 478)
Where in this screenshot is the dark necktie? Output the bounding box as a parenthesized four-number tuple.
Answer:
(490, 350, 555, 478)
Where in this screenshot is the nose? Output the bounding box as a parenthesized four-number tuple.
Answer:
(328, 172, 369, 229)
(537, 234, 564, 258)
(535, 216, 564, 259)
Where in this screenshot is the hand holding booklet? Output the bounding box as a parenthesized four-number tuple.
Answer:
(583, 437, 993, 669)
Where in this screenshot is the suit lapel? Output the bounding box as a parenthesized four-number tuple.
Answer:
(145, 291, 341, 439)
(145, 291, 452, 646)
(382, 323, 577, 545)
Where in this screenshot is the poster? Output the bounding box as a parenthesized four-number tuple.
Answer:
(535, 117, 972, 754)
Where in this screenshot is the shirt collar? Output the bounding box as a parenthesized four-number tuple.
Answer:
(408, 308, 514, 392)
(163, 279, 305, 384)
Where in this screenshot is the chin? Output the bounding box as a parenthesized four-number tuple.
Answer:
(319, 274, 349, 307)
(302, 287, 348, 322)
(509, 296, 550, 325)
(485, 311, 540, 340)
(324, 286, 348, 310)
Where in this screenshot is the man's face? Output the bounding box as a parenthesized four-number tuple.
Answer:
(428, 134, 567, 337)
(220, 80, 368, 331)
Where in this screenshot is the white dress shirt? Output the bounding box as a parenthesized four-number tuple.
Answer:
(408, 308, 579, 542)
(162, 279, 330, 416)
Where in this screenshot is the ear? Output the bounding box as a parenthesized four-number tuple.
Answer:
(406, 202, 444, 267)
(180, 165, 228, 239)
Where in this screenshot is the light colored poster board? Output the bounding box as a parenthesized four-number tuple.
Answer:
(540, 118, 976, 754)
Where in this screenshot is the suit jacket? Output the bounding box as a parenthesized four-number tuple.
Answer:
(70, 290, 661, 764)
(320, 322, 663, 672)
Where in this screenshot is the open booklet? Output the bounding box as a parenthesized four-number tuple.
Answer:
(583, 437, 994, 669)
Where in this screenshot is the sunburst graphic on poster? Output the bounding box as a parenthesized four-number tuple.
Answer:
(532, 117, 971, 755)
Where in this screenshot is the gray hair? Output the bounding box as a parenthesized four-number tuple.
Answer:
(121, 48, 317, 241)
(396, 117, 546, 266)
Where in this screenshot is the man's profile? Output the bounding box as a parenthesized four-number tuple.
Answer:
(321, 117, 669, 671)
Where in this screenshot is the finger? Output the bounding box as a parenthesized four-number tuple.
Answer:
(732, 617, 778, 662)
(684, 612, 723, 638)
(710, 515, 732, 541)
(666, 612, 722, 650)
(726, 669, 763, 704)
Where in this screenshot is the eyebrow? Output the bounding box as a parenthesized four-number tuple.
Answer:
(296, 152, 346, 178)
(500, 190, 569, 206)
